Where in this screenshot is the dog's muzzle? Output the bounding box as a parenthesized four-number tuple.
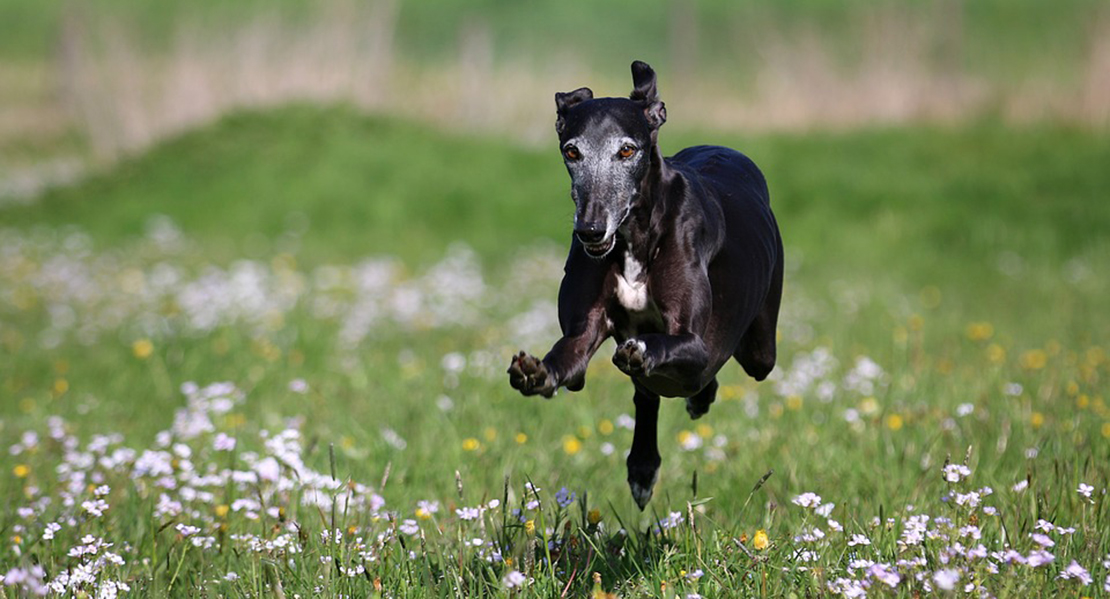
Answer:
(575, 223, 615, 257)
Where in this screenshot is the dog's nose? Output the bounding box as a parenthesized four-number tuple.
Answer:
(574, 223, 607, 245)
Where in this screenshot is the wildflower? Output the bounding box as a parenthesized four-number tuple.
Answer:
(398, 520, 419, 536)
(848, 534, 871, 547)
(213, 433, 236, 452)
(456, 507, 481, 521)
(942, 464, 971, 483)
(12, 464, 29, 478)
(816, 502, 835, 517)
(524, 520, 535, 536)
(1013, 479, 1029, 492)
(1058, 560, 1092, 585)
(685, 569, 704, 582)
(598, 419, 614, 435)
(588, 509, 601, 525)
(752, 529, 769, 551)
(555, 487, 576, 508)
(42, 522, 62, 541)
(462, 438, 480, 452)
(514, 433, 527, 444)
(792, 492, 822, 508)
(175, 523, 200, 536)
(562, 435, 582, 455)
(1077, 483, 1094, 499)
(933, 569, 960, 591)
(868, 563, 900, 588)
(827, 519, 844, 532)
(132, 339, 154, 359)
(1027, 550, 1055, 567)
(956, 403, 974, 416)
(1031, 533, 1055, 548)
(503, 570, 526, 589)
(885, 414, 904, 431)
(288, 379, 308, 394)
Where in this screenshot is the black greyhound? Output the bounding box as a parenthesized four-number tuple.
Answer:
(508, 61, 783, 508)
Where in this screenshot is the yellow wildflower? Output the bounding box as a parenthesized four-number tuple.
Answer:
(587, 508, 601, 525)
(885, 414, 904, 431)
(598, 419, 614, 435)
(13, 464, 30, 478)
(753, 529, 769, 551)
(462, 438, 480, 451)
(132, 339, 154, 359)
(215, 504, 229, 518)
(562, 435, 582, 455)
(524, 520, 536, 536)
(514, 433, 528, 444)
(1031, 412, 1045, 429)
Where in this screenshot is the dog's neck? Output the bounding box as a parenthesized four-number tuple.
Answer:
(620, 144, 674, 269)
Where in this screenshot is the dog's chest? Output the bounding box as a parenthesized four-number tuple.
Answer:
(615, 251, 651, 312)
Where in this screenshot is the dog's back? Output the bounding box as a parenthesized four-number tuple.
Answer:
(669, 145, 783, 380)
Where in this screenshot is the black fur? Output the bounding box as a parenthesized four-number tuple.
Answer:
(508, 61, 783, 508)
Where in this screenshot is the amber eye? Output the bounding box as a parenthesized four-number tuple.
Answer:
(564, 146, 580, 161)
(618, 144, 636, 159)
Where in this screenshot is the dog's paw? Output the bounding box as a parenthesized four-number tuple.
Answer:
(507, 351, 556, 398)
(613, 339, 651, 377)
(626, 458, 660, 510)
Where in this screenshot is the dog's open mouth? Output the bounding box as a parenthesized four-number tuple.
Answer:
(582, 235, 616, 258)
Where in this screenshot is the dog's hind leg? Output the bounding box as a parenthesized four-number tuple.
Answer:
(626, 385, 662, 510)
(735, 247, 783, 382)
(685, 377, 718, 420)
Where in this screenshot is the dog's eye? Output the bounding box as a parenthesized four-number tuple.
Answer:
(564, 146, 581, 161)
(618, 144, 637, 159)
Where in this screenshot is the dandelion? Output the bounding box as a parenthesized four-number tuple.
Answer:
(514, 433, 527, 444)
(588, 509, 601, 525)
(562, 435, 582, 455)
(132, 339, 154, 359)
(12, 464, 29, 478)
(885, 414, 904, 431)
(461, 438, 480, 452)
(752, 529, 769, 551)
(598, 419, 614, 435)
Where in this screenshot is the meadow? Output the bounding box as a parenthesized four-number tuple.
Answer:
(0, 104, 1108, 597)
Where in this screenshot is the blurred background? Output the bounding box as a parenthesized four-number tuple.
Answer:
(2, 0, 1108, 176)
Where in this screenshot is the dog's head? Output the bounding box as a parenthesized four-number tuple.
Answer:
(555, 61, 667, 258)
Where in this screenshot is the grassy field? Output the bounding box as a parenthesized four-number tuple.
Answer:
(1, 106, 1109, 596)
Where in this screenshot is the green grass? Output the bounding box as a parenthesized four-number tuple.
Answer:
(1, 106, 1108, 596)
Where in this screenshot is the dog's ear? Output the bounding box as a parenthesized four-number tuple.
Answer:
(555, 87, 593, 134)
(629, 60, 666, 130)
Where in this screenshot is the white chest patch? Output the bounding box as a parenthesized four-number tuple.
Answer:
(615, 251, 650, 312)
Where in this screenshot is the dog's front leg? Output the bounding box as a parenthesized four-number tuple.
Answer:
(627, 385, 661, 509)
(508, 311, 609, 398)
(613, 272, 715, 395)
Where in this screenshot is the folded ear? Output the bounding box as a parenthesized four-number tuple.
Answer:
(629, 60, 666, 130)
(555, 87, 593, 134)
